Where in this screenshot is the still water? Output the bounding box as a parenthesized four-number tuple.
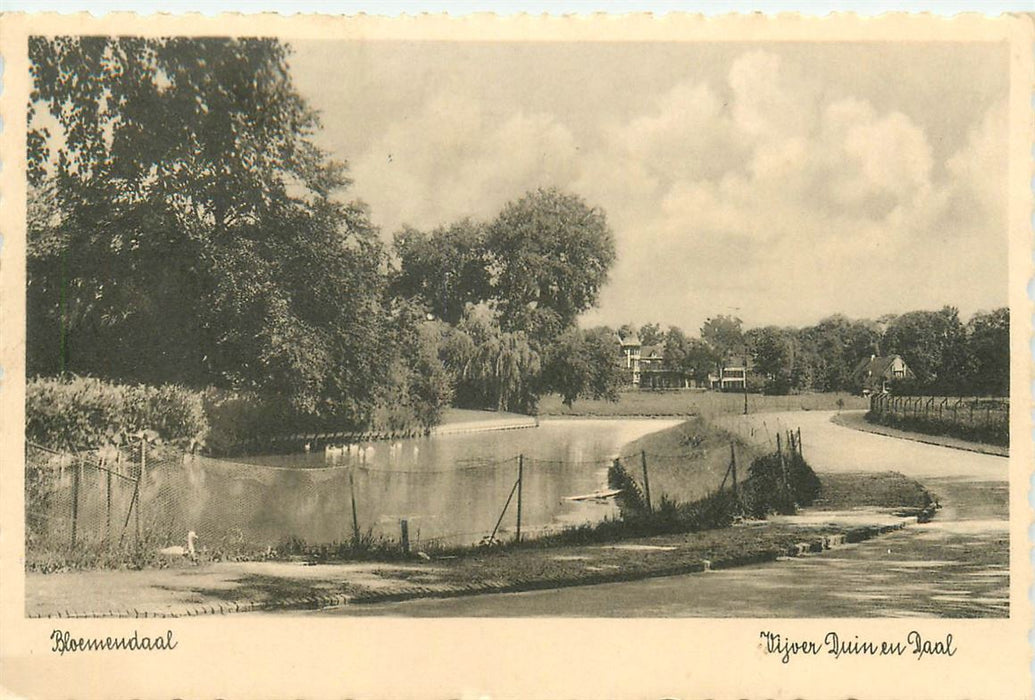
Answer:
(188, 419, 680, 548)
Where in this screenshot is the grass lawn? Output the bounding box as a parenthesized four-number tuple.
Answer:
(815, 472, 936, 510)
(537, 390, 868, 417)
(438, 407, 533, 424)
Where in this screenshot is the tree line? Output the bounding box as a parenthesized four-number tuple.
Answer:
(26, 37, 620, 431)
(620, 306, 1009, 397)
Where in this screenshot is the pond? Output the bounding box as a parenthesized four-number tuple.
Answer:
(179, 418, 682, 549)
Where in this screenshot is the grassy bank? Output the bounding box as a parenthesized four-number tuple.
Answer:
(616, 416, 761, 506)
(537, 390, 868, 418)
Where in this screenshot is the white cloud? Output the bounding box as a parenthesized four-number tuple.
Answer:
(728, 50, 818, 141)
(349, 93, 581, 236)
(345, 48, 1008, 330)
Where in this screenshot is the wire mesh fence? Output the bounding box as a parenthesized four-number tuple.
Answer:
(868, 394, 1009, 446)
(27, 427, 800, 569)
(27, 442, 144, 569)
(28, 439, 636, 564)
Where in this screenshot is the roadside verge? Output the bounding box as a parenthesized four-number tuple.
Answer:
(830, 411, 1008, 457)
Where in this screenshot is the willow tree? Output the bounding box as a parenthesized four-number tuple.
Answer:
(443, 305, 541, 413)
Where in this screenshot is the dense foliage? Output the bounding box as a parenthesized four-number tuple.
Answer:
(390, 219, 490, 325)
(439, 304, 541, 413)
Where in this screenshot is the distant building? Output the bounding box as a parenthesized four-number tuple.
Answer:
(617, 334, 694, 388)
(619, 332, 642, 386)
(710, 356, 748, 391)
(851, 354, 914, 394)
(639, 345, 690, 389)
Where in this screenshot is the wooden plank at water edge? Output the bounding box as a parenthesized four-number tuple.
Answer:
(563, 488, 623, 502)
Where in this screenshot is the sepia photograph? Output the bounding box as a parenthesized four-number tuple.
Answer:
(1, 9, 1031, 700)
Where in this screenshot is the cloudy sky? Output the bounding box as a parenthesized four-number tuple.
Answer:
(289, 40, 1008, 333)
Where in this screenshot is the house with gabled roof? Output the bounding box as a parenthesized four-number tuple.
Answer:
(616, 334, 693, 388)
(639, 344, 690, 388)
(851, 354, 914, 394)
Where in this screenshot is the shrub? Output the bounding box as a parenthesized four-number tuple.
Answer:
(741, 447, 821, 518)
(26, 376, 208, 450)
(607, 459, 648, 518)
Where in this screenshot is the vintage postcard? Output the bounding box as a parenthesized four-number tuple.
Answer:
(0, 10, 1031, 699)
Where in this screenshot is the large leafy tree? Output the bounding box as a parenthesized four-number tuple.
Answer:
(662, 327, 718, 384)
(541, 326, 624, 407)
(442, 305, 541, 413)
(965, 307, 1009, 396)
(700, 315, 744, 366)
(638, 322, 665, 347)
(390, 219, 490, 324)
(883, 307, 969, 394)
(795, 315, 880, 392)
(374, 301, 454, 431)
(746, 326, 796, 394)
(28, 36, 387, 420)
(485, 188, 616, 342)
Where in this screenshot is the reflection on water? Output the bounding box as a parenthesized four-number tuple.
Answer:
(180, 419, 680, 548)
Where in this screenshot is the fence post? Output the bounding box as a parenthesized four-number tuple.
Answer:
(729, 442, 738, 504)
(106, 466, 112, 537)
(515, 454, 523, 543)
(349, 465, 361, 545)
(141, 437, 147, 482)
(119, 476, 139, 548)
(70, 458, 80, 549)
(400, 519, 410, 554)
(640, 450, 653, 513)
(135, 470, 140, 546)
(796, 427, 803, 460)
(776, 431, 786, 487)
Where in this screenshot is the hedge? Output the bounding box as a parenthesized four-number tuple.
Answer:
(25, 376, 208, 450)
(865, 410, 1008, 448)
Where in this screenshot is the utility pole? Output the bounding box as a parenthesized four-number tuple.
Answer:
(743, 358, 749, 416)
